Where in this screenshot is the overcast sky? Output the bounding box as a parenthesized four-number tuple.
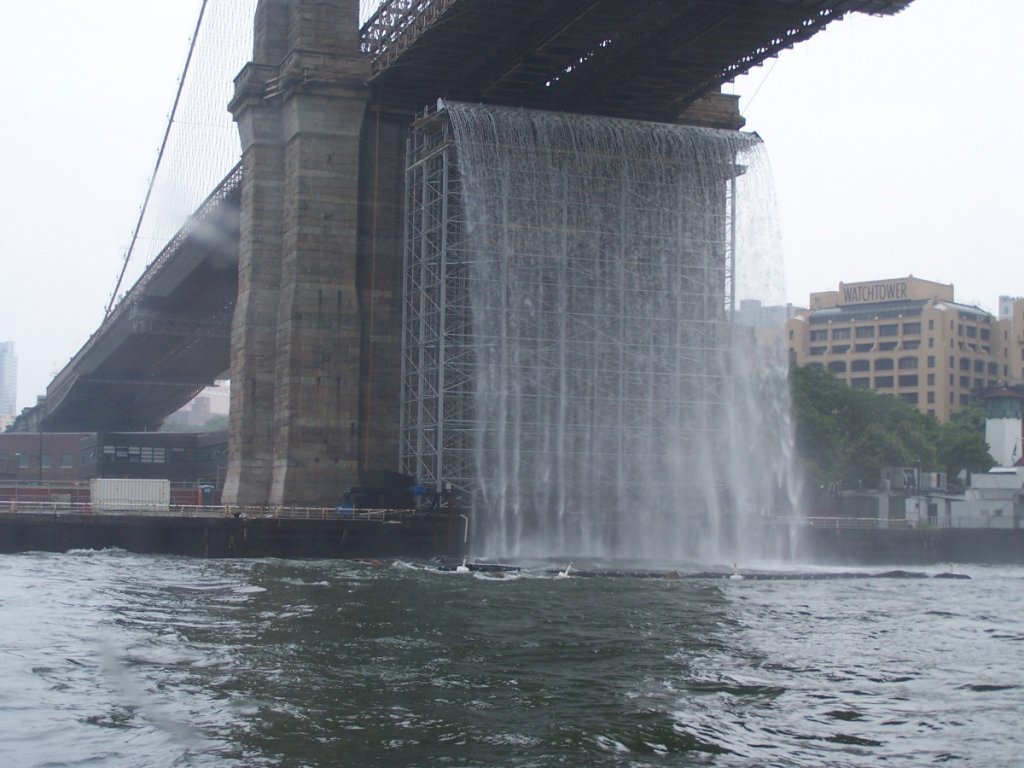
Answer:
(1, 0, 1022, 412)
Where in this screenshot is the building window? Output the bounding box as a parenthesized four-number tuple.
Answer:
(966, 325, 977, 338)
(809, 347, 826, 356)
(902, 340, 920, 350)
(832, 327, 851, 340)
(927, 355, 935, 368)
(879, 324, 899, 337)
(960, 394, 970, 406)
(855, 326, 875, 339)
(981, 328, 990, 341)
(851, 360, 870, 372)
(810, 329, 828, 342)
(928, 338, 934, 348)
(901, 393, 919, 405)
(974, 378, 984, 390)
(927, 391, 935, 404)
(851, 377, 870, 389)
(898, 374, 919, 387)
(950, 374, 955, 385)
(987, 362, 999, 375)
(788, 329, 794, 340)
(928, 409, 935, 417)
(829, 361, 847, 373)
(875, 358, 894, 371)
(18, 453, 29, 469)
(927, 373, 935, 385)
(973, 360, 984, 373)
(61, 454, 73, 469)
(831, 345, 850, 355)
(875, 376, 894, 388)
(879, 341, 899, 351)
(41, 454, 51, 469)
(960, 376, 970, 388)
(903, 322, 921, 334)
(898, 357, 918, 369)
(855, 343, 874, 353)
(928, 319, 934, 330)
(960, 358, 971, 371)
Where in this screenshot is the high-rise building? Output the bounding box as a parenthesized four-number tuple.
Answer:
(786, 277, 1024, 422)
(0, 342, 16, 431)
(999, 295, 1023, 321)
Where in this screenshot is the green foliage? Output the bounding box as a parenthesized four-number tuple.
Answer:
(934, 403, 994, 478)
(160, 414, 229, 433)
(789, 366, 992, 494)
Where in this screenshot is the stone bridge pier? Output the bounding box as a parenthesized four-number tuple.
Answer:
(223, 0, 405, 507)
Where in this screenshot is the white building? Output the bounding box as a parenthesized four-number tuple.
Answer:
(0, 342, 16, 431)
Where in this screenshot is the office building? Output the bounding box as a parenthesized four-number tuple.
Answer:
(787, 277, 1023, 422)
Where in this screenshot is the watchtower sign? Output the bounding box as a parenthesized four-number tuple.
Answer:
(841, 279, 910, 305)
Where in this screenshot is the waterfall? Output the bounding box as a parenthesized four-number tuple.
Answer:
(405, 102, 796, 562)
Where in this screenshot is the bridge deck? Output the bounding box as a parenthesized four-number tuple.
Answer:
(365, 0, 912, 120)
(31, 168, 242, 433)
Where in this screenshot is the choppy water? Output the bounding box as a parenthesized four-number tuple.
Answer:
(1, 552, 1022, 767)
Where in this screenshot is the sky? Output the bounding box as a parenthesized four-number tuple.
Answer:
(1, 0, 1022, 413)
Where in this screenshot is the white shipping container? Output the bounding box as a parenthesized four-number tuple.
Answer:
(90, 478, 171, 512)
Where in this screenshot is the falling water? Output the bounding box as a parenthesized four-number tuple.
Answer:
(424, 102, 796, 561)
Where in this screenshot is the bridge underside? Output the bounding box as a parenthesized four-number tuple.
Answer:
(33, 175, 241, 433)
(366, 0, 911, 120)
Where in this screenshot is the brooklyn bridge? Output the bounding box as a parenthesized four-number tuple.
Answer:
(10, 0, 911, 512)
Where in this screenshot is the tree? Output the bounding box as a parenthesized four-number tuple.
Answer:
(788, 365, 986, 497)
(934, 403, 994, 479)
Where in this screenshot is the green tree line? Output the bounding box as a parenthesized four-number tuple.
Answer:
(789, 365, 993, 494)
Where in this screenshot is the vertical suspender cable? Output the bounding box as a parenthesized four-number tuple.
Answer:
(104, 0, 211, 319)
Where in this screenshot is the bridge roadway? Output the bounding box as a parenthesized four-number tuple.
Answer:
(21, 168, 241, 432)
(16, 0, 911, 435)
(362, 0, 911, 121)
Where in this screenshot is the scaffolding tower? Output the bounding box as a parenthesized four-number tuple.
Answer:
(401, 103, 742, 537)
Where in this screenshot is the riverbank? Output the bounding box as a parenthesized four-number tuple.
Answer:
(0, 509, 460, 559)
(2, 509, 1023, 564)
(784, 522, 1024, 565)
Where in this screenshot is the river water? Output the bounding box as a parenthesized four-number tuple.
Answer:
(1, 551, 1021, 767)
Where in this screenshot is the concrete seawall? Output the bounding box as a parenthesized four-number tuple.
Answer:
(783, 525, 1024, 566)
(0, 512, 460, 559)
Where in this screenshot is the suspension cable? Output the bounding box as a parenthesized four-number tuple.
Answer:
(104, 0, 211, 319)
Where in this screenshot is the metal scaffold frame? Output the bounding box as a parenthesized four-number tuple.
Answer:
(401, 114, 475, 491)
(401, 105, 740, 513)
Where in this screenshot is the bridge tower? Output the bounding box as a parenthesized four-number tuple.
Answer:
(223, 0, 387, 506)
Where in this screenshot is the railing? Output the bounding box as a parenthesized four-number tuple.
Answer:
(0, 500, 421, 523)
(360, 0, 459, 75)
(770, 516, 916, 531)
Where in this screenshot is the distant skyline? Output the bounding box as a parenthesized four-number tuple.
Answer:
(1, 0, 1021, 413)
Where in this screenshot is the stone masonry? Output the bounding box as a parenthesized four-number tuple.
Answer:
(223, 0, 373, 506)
